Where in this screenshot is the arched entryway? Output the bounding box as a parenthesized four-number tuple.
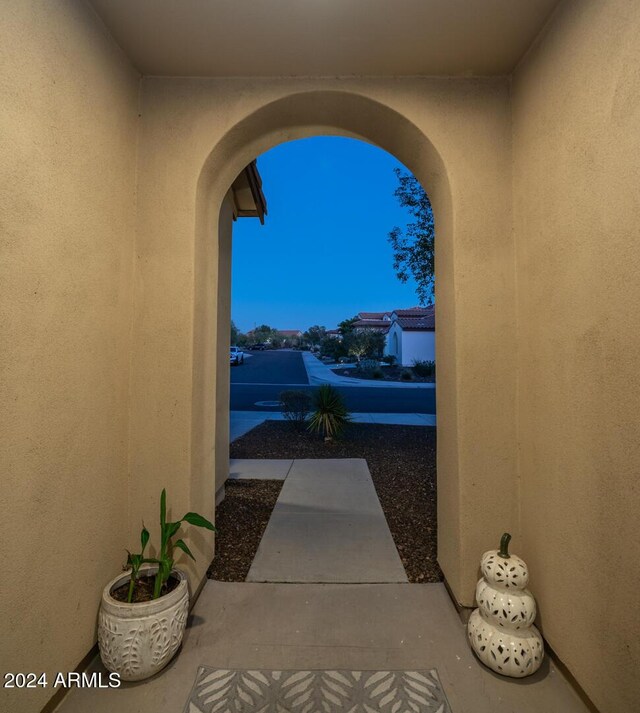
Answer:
(127, 83, 518, 611)
(192, 89, 462, 589)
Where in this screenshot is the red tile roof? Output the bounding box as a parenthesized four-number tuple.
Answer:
(395, 314, 435, 331)
(357, 311, 389, 320)
(393, 306, 435, 318)
(352, 320, 391, 332)
(347, 306, 435, 332)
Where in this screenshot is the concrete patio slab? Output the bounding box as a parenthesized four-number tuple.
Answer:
(246, 459, 407, 583)
(274, 459, 381, 515)
(246, 512, 408, 583)
(228, 458, 293, 480)
(57, 582, 590, 713)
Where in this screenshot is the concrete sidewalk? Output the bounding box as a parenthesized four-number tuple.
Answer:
(231, 411, 436, 442)
(247, 459, 408, 584)
(302, 351, 436, 389)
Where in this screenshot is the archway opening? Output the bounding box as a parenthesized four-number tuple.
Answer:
(210, 135, 438, 583)
(189, 89, 461, 595)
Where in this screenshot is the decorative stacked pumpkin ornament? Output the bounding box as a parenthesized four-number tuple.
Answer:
(467, 533, 544, 678)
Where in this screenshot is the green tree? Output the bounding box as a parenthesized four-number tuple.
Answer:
(344, 330, 386, 362)
(388, 168, 435, 305)
(252, 324, 278, 344)
(230, 320, 239, 345)
(304, 325, 326, 348)
(338, 316, 359, 335)
(320, 335, 347, 361)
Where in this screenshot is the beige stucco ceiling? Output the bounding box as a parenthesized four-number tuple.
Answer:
(88, 0, 562, 77)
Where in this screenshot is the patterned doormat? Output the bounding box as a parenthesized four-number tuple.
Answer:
(184, 667, 452, 712)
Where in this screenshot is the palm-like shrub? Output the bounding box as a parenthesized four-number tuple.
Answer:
(307, 385, 352, 440)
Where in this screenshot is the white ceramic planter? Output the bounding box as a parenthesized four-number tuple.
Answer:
(98, 566, 189, 681)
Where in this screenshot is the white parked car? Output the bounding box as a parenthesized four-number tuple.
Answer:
(229, 346, 244, 365)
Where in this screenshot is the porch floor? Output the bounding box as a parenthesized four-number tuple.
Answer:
(57, 581, 588, 713)
(57, 459, 589, 712)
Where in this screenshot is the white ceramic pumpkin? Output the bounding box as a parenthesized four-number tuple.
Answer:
(481, 548, 529, 590)
(468, 609, 544, 678)
(475, 578, 537, 632)
(467, 533, 543, 677)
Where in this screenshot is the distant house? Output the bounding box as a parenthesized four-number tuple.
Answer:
(351, 311, 392, 334)
(277, 329, 303, 346)
(328, 306, 436, 364)
(386, 307, 435, 366)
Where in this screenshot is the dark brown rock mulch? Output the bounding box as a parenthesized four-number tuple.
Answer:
(207, 479, 283, 582)
(223, 421, 442, 584)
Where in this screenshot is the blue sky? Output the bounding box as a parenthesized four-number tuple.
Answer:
(231, 136, 422, 334)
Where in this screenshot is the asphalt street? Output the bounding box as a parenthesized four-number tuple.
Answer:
(230, 350, 436, 414)
(231, 349, 309, 384)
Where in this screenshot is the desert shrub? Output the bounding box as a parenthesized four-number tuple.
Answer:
(280, 390, 312, 431)
(400, 369, 414, 381)
(412, 359, 436, 377)
(358, 358, 379, 373)
(307, 385, 352, 440)
(371, 368, 384, 380)
(381, 355, 397, 366)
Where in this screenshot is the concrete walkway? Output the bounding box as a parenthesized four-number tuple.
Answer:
(302, 351, 436, 389)
(247, 459, 408, 584)
(58, 582, 590, 713)
(56, 457, 589, 713)
(231, 411, 436, 442)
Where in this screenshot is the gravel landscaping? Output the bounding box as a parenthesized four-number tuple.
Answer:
(208, 421, 442, 584)
(207, 479, 283, 582)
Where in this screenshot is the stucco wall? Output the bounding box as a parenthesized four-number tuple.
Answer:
(0, 2, 139, 711)
(512, 1, 640, 710)
(401, 330, 436, 366)
(130, 76, 517, 607)
(214, 193, 235, 502)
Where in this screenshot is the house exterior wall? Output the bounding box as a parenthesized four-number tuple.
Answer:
(3, 4, 638, 711)
(386, 322, 436, 366)
(385, 323, 400, 361)
(214, 192, 235, 504)
(0, 2, 140, 711)
(400, 331, 436, 366)
(512, 1, 640, 710)
(130, 76, 517, 615)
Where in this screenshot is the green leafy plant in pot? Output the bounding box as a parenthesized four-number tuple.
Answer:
(98, 489, 216, 681)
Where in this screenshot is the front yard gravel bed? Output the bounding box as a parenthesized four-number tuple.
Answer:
(218, 420, 442, 583)
(207, 479, 283, 582)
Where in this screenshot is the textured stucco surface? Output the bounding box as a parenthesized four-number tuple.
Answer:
(3, 1, 639, 711)
(0, 2, 140, 712)
(512, 1, 640, 711)
(128, 76, 517, 610)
